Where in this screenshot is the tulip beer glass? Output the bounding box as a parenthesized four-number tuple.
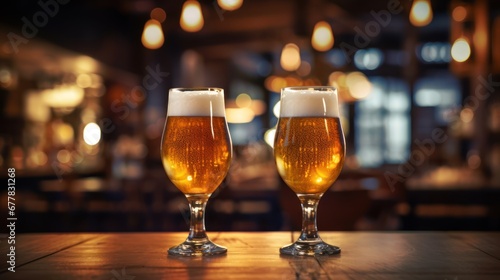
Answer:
(274, 86, 345, 256)
(161, 88, 232, 256)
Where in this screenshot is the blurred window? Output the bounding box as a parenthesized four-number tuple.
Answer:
(414, 74, 461, 125)
(355, 77, 410, 167)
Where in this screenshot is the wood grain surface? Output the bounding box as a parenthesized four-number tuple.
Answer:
(1, 232, 499, 279)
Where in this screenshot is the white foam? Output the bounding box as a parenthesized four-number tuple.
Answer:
(167, 89, 226, 117)
(280, 87, 339, 117)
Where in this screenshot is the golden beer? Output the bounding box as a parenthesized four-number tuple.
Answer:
(162, 116, 231, 195)
(274, 116, 345, 194)
(162, 87, 230, 257)
(274, 86, 344, 256)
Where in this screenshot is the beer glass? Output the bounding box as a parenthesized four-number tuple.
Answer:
(161, 88, 232, 256)
(274, 86, 345, 256)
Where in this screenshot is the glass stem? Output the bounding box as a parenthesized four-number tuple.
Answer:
(186, 194, 210, 243)
(297, 194, 323, 243)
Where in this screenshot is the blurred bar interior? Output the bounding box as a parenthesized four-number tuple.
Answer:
(0, 0, 499, 232)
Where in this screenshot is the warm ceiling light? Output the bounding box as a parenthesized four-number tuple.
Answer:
(296, 61, 311, 76)
(409, 0, 433, 27)
(346, 72, 372, 100)
(180, 0, 204, 32)
(75, 56, 99, 73)
(265, 76, 287, 92)
(264, 127, 276, 148)
(235, 93, 252, 107)
(311, 21, 334, 52)
(460, 108, 474, 123)
(250, 99, 266, 115)
(273, 101, 280, 118)
(76, 73, 92, 88)
(217, 0, 243, 11)
(452, 6, 467, 22)
(280, 43, 301, 71)
(151, 7, 166, 23)
(42, 85, 85, 108)
(141, 19, 164, 49)
(83, 122, 101, 146)
(226, 108, 255, 123)
(451, 37, 471, 62)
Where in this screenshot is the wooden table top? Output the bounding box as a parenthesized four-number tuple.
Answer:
(1, 232, 499, 279)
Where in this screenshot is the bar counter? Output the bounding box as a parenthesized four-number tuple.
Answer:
(1, 232, 499, 279)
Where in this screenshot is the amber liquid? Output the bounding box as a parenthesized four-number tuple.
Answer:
(274, 117, 345, 194)
(162, 116, 232, 194)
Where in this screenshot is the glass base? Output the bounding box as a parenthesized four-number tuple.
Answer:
(280, 241, 341, 256)
(168, 240, 227, 257)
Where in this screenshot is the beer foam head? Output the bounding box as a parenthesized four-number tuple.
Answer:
(280, 87, 339, 117)
(167, 88, 226, 117)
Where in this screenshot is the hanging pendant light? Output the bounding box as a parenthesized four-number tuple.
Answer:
(409, 0, 433, 27)
(217, 0, 243, 11)
(150, 7, 167, 23)
(180, 0, 204, 32)
(141, 19, 164, 49)
(451, 36, 471, 62)
(311, 21, 334, 52)
(280, 43, 301, 71)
